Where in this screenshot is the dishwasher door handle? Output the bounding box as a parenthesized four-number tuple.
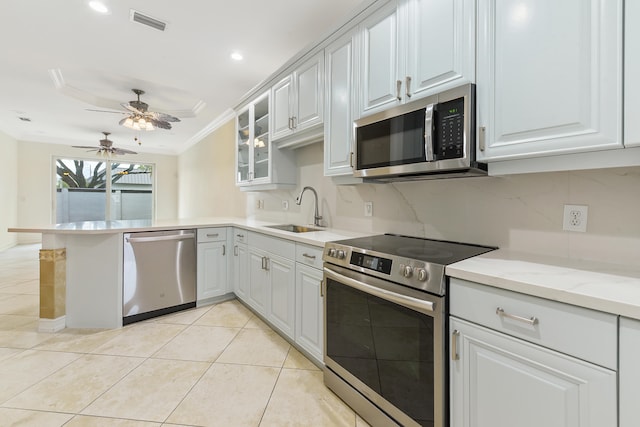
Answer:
(126, 233, 196, 244)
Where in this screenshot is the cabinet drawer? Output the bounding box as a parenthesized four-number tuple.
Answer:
(450, 278, 617, 369)
(249, 231, 295, 259)
(233, 228, 248, 244)
(197, 227, 227, 243)
(295, 244, 323, 269)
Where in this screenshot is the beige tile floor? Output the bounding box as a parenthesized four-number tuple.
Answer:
(0, 244, 370, 427)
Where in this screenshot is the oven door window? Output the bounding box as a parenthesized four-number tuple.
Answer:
(356, 108, 426, 170)
(326, 277, 435, 427)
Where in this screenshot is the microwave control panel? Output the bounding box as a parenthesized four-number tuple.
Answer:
(435, 97, 465, 160)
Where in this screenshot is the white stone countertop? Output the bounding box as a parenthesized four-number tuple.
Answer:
(8, 217, 370, 248)
(12, 220, 640, 319)
(447, 249, 640, 320)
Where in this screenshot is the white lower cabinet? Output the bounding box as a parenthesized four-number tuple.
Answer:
(196, 228, 229, 303)
(248, 247, 268, 315)
(232, 242, 248, 301)
(295, 263, 323, 364)
(267, 254, 295, 338)
(619, 317, 640, 427)
(450, 317, 617, 427)
(449, 279, 617, 427)
(242, 232, 296, 339)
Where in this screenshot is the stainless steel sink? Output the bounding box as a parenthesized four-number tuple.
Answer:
(266, 224, 320, 233)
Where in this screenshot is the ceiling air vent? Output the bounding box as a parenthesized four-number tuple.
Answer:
(130, 10, 166, 31)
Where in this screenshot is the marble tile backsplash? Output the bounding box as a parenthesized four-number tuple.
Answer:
(247, 143, 640, 266)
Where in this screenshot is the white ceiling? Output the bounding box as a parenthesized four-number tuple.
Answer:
(0, 0, 366, 155)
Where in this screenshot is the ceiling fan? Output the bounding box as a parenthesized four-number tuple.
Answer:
(72, 132, 137, 156)
(88, 89, 181, 131)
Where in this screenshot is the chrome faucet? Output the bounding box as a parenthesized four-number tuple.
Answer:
(296, 186, 323, 227)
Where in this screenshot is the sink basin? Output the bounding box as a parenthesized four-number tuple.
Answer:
(266, 224, 320, 233)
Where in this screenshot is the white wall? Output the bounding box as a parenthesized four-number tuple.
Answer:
(248, 142, 640, 266)
(178, 119, 246, 218)
(0, 131, 18, 251)
(16, 140, 179, 243)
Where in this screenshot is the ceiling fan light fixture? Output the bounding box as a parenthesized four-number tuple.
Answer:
(145, 122, 154, 131)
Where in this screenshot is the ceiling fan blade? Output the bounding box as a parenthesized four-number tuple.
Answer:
(72, 145, 101, 149)
(121, 102, 142, 114)
(86, 109, 126, 115)
(151, 111, 180, 122)
(113, 148, 138, 155)
(150, 119, 172, 130)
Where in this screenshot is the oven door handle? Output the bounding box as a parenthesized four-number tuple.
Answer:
(323, 267, 435, 313)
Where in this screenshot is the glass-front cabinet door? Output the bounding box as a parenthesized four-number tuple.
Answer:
(236, 91, 271, 186)
(252, 95, 270, 180)
(236, 106, 251, 184)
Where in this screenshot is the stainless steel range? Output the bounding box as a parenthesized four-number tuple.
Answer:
(322, 234, 496, 427)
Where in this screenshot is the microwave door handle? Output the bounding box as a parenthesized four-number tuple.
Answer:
(425, 103, 435, 161)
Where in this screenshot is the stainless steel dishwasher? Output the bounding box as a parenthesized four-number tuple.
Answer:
(123, 229, 196, 325)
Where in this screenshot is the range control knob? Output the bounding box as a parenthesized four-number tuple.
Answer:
(417, 268, 428, 281)
(337, 250, 346, 259)
(403, 265, 413, 278)
(328, 248, 337, 258)
(399, 264, 406, 275)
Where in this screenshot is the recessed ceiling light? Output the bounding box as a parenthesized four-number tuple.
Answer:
(89, 1, 109, 14)
(231, 51, 243, 61)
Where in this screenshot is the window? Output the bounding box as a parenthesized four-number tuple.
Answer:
(55, 158, 154, 223)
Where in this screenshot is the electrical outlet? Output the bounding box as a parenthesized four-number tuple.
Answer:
(563, 204, 588, 232)
(282, 200, 289, 211)
(364, 201, 373, 217)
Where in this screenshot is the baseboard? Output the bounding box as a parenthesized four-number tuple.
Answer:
(196, 292, 236, 307)
(39, 316, 66, 332)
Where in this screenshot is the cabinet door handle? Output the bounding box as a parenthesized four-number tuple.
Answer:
(396, 80, 402, 101)
(302, 253, 316, 260)
(288, 117, 293, 130)
(496, 307, 538, 326)
(261, 256, 266, 270)
(320, 279, 325, 297)
(236, 233, 244, 238)
(405, 76, 412, 98)
(452, 329, 460, 360)
(479, 126, 486, 152)
(349, 151, 354, 168)
(234, 245, 238, 256)
(222, 244, 226, 256)
(206, 233, 219, 238)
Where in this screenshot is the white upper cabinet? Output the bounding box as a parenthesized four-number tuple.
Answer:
(477, 0, 623, 162)
(271, 52, 324, 147)
(360, 2, 399, 115)
(271, 77, 293, 140)
(235, 91, 296, 191)
(625, 0, 640, 147)
(359, 0, 475, 117)
(404, 0, 475, 101)
(324, 29, 358, 177)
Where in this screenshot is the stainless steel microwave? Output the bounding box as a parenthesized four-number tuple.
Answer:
(353, 83, 486, 181)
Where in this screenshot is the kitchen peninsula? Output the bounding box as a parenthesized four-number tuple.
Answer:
(9, 218, 367, 331)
